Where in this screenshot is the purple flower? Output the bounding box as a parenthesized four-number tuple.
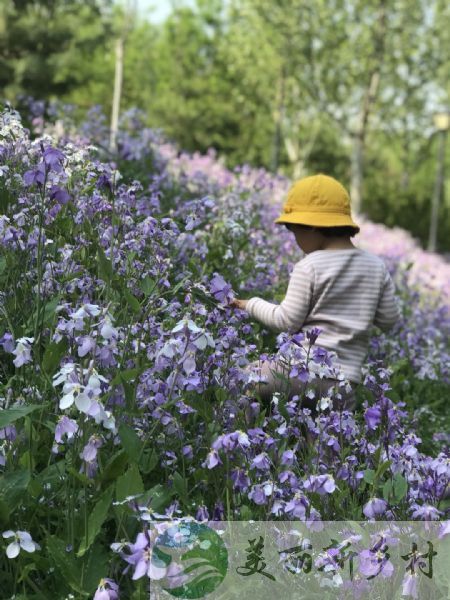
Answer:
(251, 452, 271, 471)
(289, 364, 309, 383)
(209, 273, 234, 304)
(93, 578, 119, 600)
(23, 163, 46, 186)
(410, 504, 443, 521)
(43, 147, 64, 171)
(402, 572, 418, 599)
(12, 336, 34, 367)
(363, 498, 388, 519)
(281, 450, 295, 466)
(306, 328, 322, 344)
(303, 474, 336, 495)
(204, 450, 221, 469)
(49, 185, 70, 204)
(0, 332, 15, 353)
(124, 532, 167, 580)
(55, 416, 78, 444)
(365, 406, 382, 430)
(359, 547, 394, 579)
(231, 468, 250, 492)
(195, 505, 210, 521)
(284, 494, 308, 518)
(248, 484, 268, 505)
(80, 435, 103, 462)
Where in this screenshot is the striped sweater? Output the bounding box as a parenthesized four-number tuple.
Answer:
(246, 248, 400, 383)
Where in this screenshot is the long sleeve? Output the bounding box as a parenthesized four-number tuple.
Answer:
(246, 261, 314, 333)
(373, 266, 401, 332)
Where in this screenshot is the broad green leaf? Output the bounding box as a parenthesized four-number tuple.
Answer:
(46, 536, 85, 596)
(77, 485, 114, 557)
(140, 276, 157, 296)
(42, 338, 69, 375)
(82, 543, 109, 594)
(0, 469, 30, 518)
(111, 368, 140, 385)
(116, 463, 144, 502)
(121, 378, 135, 410)
(393, 473, 408, 501)
(375, 460, 392, 479)
(139, 448, 158, 474)
(40, 295, 61, 326)
(0, 404, 43, 428)
(140, 484, 173, 512)
(172, 471, 188, 503)
(97, 246, 113, 281)
(100, 450, 128, 485)
(363, 469, 375, 484)
(118, 423, 141, 462)
(124, 289, 141, 313)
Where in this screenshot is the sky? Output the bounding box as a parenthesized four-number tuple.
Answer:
(136, 0, 196, 22)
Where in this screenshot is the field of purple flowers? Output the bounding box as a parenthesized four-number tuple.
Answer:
(0, 105, 449, 598)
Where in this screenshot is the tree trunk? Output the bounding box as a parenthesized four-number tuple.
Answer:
(270, 68, 286, 172)
(350, 132, 364, 214)
(349, 0, 387, 213)
(109, 37, 124, 153)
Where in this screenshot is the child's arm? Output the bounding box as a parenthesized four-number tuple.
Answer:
(237, 261, 314, 333)
(373, 266, 401, 332)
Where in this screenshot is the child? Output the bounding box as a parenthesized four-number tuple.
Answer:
(230, 174, 400, 411)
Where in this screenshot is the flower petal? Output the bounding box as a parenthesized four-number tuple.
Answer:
(6, 542, 20, 558)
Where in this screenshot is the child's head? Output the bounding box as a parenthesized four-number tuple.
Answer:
(275, 174, 359, 253)
(284, 223, 357, 253)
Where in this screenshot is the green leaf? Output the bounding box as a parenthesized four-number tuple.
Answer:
(40, 295, 61, 327)
(111, 368, 140, 386)
(375, 460, 392, 480)
(139, 449, 158, 474)
(115, 463, 144, 502)
(363, 469, 375, 484)
(118, 423, 141, 463)
(121, 378, 136, 410)
(100, 450, 128, 485)
(82, 543, 109, 594)
(97, 246, 113, 281)
(140, 276, 157, 296)
(383, 479, 393, 501)
(42, 338, 69, 375)
(0, 469, 30, 517)
(393, 473, 408, 501)
(0, 404, 43, 428)
(77, 485, 114, 557)
(215, 388, 227, 404)
(46, 536, 85, 595)
(172, 471, 189, 503)
(124, 288, 141, 314)
(140, 484, 173, 512)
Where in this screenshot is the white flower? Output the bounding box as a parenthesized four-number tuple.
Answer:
(53, 362, 78, 387)
(71, 303, 102, 320)
(172, 318, 202, 334)
(2, 530, 40, 558)
(319, 396, 332, 411)
(59, 382, 91, 413)
(100, 314, 117, 340)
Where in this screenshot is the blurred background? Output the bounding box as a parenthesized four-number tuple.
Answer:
(1, 0, 449, 252)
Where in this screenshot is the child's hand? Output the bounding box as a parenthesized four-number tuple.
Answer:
(230, 298, 248, 310)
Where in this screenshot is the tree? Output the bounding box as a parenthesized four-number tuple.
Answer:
(0, 0, 114, 104)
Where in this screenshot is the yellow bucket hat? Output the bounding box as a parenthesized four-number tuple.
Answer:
(274, 174, 360, 232)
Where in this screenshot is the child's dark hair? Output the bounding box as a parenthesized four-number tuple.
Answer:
(285, 224, 358, 237)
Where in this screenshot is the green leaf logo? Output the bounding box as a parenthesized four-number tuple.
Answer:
(152, 521, 228, 598)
